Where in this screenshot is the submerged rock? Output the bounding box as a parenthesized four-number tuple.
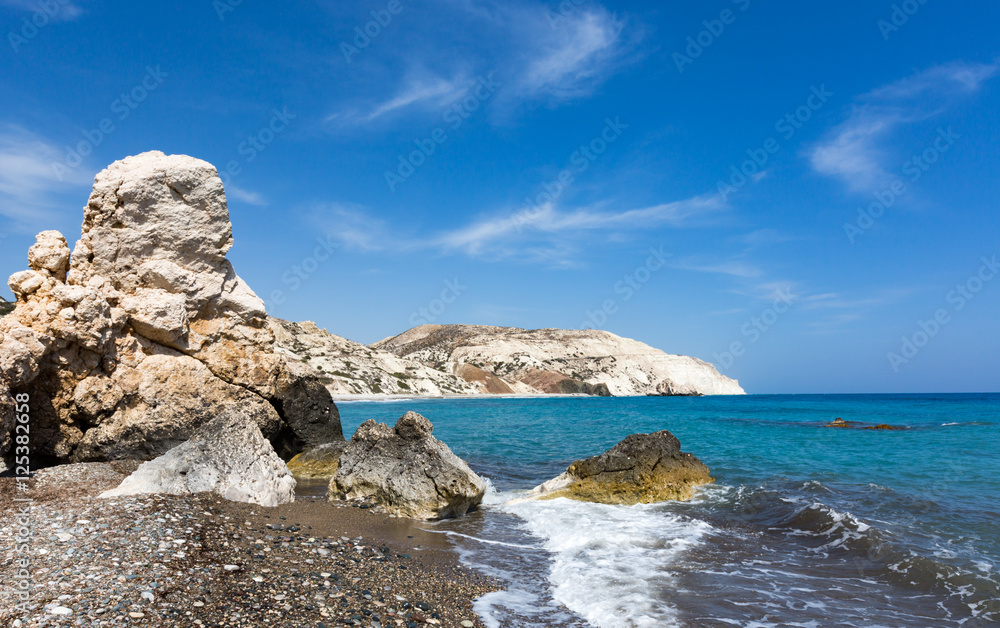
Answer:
(100, 408, 295, 506)
(329, 411, 485, 520)
(0, 151, 342, 463)
(529, 430, 713, 504)
(286, 442, 347, 479)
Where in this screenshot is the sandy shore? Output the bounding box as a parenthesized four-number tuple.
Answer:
(0, 465, 498, 627)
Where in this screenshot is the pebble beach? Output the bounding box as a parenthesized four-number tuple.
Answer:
(0, 464, 497, 628)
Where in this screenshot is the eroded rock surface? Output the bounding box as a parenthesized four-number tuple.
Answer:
(100, 408, 296, 507)
(329, 412, 485, 520)
(529, 430, 714, 504)
(0, 151, 342, 463)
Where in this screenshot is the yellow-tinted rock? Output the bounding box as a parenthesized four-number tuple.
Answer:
(286, 443, 346, 479)
(530, 430, 713, 505)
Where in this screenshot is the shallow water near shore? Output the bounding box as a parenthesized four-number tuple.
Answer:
(337, 394, 1000, 627)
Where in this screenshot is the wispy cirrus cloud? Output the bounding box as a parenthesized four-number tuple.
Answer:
(0, 0, 83, 21)
(329, 1, 636, 127)
(326, 73, 471, 126)
(671, 258, 762, 279)
(434, 193, 723, 258)
(307, 203, 389, 251)
(515, 8, 628, 102)
(0, 125, 91, 226)
(226, 185, 267, 206)
(300, 192, 723, 266)
(809, 60, 999, 193)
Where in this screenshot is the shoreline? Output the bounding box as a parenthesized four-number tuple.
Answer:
(330, 392, 593, 402)
(0, 466, 498, 627)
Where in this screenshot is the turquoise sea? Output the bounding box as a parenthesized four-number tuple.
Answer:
(338, 394, 1000, 627)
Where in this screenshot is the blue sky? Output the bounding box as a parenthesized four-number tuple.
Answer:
(1, 0, 998, 394)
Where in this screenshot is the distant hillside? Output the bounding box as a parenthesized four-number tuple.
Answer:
(269, 318, 480, 396)
(0, 297, 13, 317)
(374, 324, 745, 396)
(272, 318, 744, 397)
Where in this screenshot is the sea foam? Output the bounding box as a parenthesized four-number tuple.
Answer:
(500, 496, 714, 628)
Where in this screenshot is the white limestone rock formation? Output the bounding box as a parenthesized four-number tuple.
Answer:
(0, 151, 342, 463)
(100, 408, 296, 507)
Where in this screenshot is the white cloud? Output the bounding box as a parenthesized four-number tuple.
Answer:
(0, 125, 91, 225)
(327, 74, 470, 126)
(307, 203, 389, 251)
(0, 0, 82, 21)
(867, 61, 999, 100)
(672, 259, 762, 279)
(517, 9, 626, 101)
(737, 228, 799, 248)
(226, 185, 267, 206)
(810, 113, 902, 192)
(296, 191, 722, 267)
(809, 61, 999, 193)
(434, 193, 723, 257)
(330, 2, 636, 127)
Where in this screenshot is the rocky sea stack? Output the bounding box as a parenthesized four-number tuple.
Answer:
(529, 430, 714, 504)
(0, 151, 343, 465)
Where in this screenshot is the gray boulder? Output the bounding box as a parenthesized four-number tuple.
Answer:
(100, 408, 295, 506)
(329, 412, 485, 520)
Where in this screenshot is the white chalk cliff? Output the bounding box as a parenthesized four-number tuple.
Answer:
(274, 321, 744, 397)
